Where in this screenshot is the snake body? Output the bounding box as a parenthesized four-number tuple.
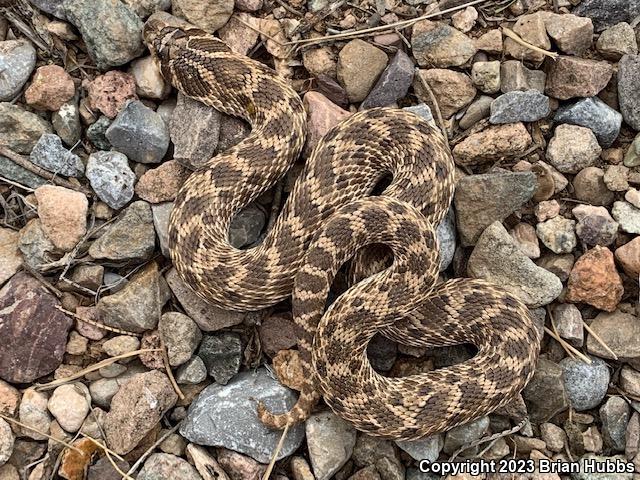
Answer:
(143, 13, 541, 440)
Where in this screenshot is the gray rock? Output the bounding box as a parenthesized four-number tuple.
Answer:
(18, 219, 56, 269)
(86, 115, 112, 150)
(87, 457, 130, 480)
(523, 357, 569, 423)
(159, 312, 202, 367)
(122, 0, 171, 19)
(138, 453, 202, 480)
(459, 95, 492, 130)
(29, 133, 84, 177)
(0, 40, 36, 101)
(572, 454, 634, 480)
(170, 93, 221, 169)
(0, 156, 48, 188)
(618, 54, 640, 131)
(500, 60, 546, 93)
(596, 22, 639, 60)
(468, 221, 563, 308)
(552, 303, 584, 347)
(63, 0, 144, 69)
(106, 100, 169, 164)
(306, 412, 357, 480)
(560, 356, 610, 411)
(31, 0, 67, 19)
(175, 356, 207, 384)
(624, 133, 640, 167)
(411, 20, 477, 68)
(436, 207, 455, 271)
(89, 201, 156, 262)
(573, 205, 619, 246)
(443, 416, 490, 455)
(0, 102, 53, 154)
(367, 334, 397, 372)
(180, 368, 305, 463)
(229, 204, 266, 248)
(536, 216, 577, 254)
(198, 332, 242, 384)
(573, 0, 640, 31)
(612, 201, 640, 234)
(599, 396, 630, 451)
(454, 171, 537, 246)
(554, 97, 623, 147)
(361, 50, 414, 109)
(151, 202, 173, 257)
(85, 151, 135, 209)
(396, 434, 443, 462)
(489, 90, 550, 124)
(403, 103, 436, 128)
(52, 99, 82, 146)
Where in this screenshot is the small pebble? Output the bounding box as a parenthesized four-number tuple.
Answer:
(85, 151, 135, 210)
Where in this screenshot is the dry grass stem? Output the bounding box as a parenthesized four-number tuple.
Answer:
(0, 412, 83, 454)
(501, 26, 559, 60)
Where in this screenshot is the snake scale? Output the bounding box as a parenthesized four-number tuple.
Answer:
(143, 13, 540, 440)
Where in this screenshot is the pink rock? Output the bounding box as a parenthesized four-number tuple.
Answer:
(24, 65, 75, 111)
(35, 185, 88, 252)
(302, 91, 351, 156)
(135, 160, 189, 203)
(85, 71, 137, 119)
(218, 13, 259, 56)
(545, 56, 613, 100)
(615, 236, 640, 277)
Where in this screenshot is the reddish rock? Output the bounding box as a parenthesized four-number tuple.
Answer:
(565, 246, 623, 312)
(24, 65, 75, 111)
(85, 71, 137, 119)
(615, 237, 640, 277)
(504, 12, 551, 64)
(452, 123, 532, 166)
(0, 380, 20, 416)
(258, 313, 299, 357)
(139, 330, 164, 370)
(135, 160, 189, 203)
(74, 306, 106, 341)
(34, 185, 88, 252)
(545, 56, 613, 100)
(302, 91, 351, 156)
(413, 68, 476, 119)
(0, 272, 73, 383)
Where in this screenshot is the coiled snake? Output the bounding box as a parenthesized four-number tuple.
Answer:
(143, 13, 540, 440)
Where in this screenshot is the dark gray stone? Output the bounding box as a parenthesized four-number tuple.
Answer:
(0, 103, 52, 154)
(523, 357, 569, 422)
(229, 204, 265, 248)
(86, 151, 135, 209)
(29, 133, 84, 177)
(618, 54, 640, 131)
(599, 396, 630, 451)
(0, 39, 36, 101)
(489, 90, 551, 124)
(86, 115, 112, 150)
(52, 98, 82, 147)
(573, 0, 640, 31)
(106, 100, 169, 164)
(361, 50, 414, 109)
(0, 156, 48, 188)
(180, 368, 305, 463)
(560, 356, 610, 411)
(554, 97, 623, 147)
(198, 332, 242, 384)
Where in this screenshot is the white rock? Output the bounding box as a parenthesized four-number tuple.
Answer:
(47, 384, 90, 432)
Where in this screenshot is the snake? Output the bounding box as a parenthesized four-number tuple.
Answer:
(143, 12, 541, 440)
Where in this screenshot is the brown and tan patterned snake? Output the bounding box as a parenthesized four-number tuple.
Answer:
(143, 13, 541, 440)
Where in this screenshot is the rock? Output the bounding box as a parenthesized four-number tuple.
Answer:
(85, 151, 135, 209)
(86, 457, 130, 480)
(24, 65, 75, 111)
(337, 40, 388, 103)
(198, 332, 242, 384)
(443, 416, 490, 455)
(34, 185, 87, 252)
(86, 115, 112, 150)
(302, 46, 336, 78)
(458, 95, 492, 130)
(587, 310, 640, 360)
(626, 187, 640, 207)
(504, 12, 551, 64)
(361, 50, 414, 109)
(175, 356, 207, 384)
(573, 167, 615, 206)
(165, 268, 245, 331)
(618, 54, 640, 131)
(0, 155, 47, 189)
(130, 55, 170, 100)
(97, 262, 169, 333)
(302, 91, 351, 156)
(566, 246, 623, 312)
(600, 396, 630, 451)
(135, 160, 189, 204)
(615, 237, 640, 276)
(596, 23, 638, 60)
(229, 205, 266, 248)
(63, 0, 144, 69)
(151, 202, 173, 257)
(572, 0, 640, 31)
(500, 60, 546, 93)
(104, 371, 178, 455)
(18, 389, 52, 440)
(89, 201, 155, 262)
(453, 123, 531, 166)
(0, 418, 13, 466)
(625, 134, 640, 167)
(103, 335, 141, 357)
(403, 103, 434, 125)
(546, 124, 602, 174)
(470, 60, 500, 94)
(0, 103, 52, 154)
(159, 312, 202, 367)
(172, 0, 234, 32)
(66, 330, 88, 354)
(352, 435, 403, 479)
(122, 0, 171, 18)
(138, 453, 202, 480)
(554, 97, 623, 147)
(451, 6, 477, 32)
(489, 90, 550, 124)
(572, 205, 619, 246)
(553, 303, 584, 347)
(0, 228, 23, 286)
(560, 356, 610, 411)
(620, 366, 640, 397)
(543, 13, 594, 55)
(85, 71, 137, 119)
(454, 171, 536, 246)
(411, 20, 477, 67)
(47, 384, 90, 432)
(0, 40, 36, 101)
(306, 412, 357, 480)
(180, 368, 305, 463)
(546, 56, 613, 100)
(413, 69, 475, 119)
(217, 449, 267, 480)
(218, 13, 259, 56)
(258, 314, 298, 357)
(0, 273, 73, 383)
(106, 100, 169, 164)
(604, 164, 628, 191)
(510, 222, 540, 259)
(170, 93, 221, 169)
(540, 423, 566, 453)
(475, 29, 502, 54)
(436, 206, 456, 271)
(536, 216, 577, 254)
(29, 133, 83, 178)
(396, 435, 443, 462)
(612, 201, 640, 234)
(468, 221, 563, 307)
(17, 219, 56, 269)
